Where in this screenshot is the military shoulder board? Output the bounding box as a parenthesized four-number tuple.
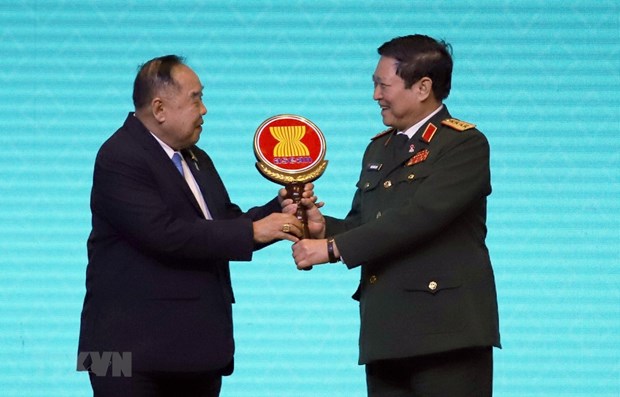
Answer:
(441, 118, 476, 132)
(371, 128, 394, 140)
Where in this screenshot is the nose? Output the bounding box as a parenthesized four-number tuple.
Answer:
(373, 85, 382, 101)
(200, 101, 207, 115)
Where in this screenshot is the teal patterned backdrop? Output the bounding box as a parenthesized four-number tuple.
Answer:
(0, 1, 618, 396)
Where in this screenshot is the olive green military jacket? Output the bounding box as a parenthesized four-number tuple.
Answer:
(325, 106, 501, 365)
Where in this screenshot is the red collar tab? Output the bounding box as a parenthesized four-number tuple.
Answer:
(420, 123, 437, 143)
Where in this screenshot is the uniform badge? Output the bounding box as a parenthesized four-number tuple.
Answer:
(441, 118, 476, 131)
(421, 123, 437, 143)
(406, 149, 429, 166)
(367, 163, 383, 171)
(408, 144, 415, 153)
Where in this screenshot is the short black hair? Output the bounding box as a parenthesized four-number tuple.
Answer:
(378, 35, 453, 100)
(132, 55, 186, 109)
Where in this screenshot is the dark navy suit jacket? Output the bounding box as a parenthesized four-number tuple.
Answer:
(77, 113, 280, 373)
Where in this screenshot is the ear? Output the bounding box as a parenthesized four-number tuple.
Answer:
(417, 77, 433, 101)
(151, 97, 166, 123)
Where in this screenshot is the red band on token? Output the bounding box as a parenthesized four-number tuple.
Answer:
(254, 115, 326, 174)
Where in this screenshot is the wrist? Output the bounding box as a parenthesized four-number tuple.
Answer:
(326, 238, 340, 263)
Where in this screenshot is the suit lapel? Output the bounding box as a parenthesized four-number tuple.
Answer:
(182, 149, 224, 220)
(382, 133, 427, 175)
(124, 115, 209, 218)
(147, 146, 205, 219)
(382, 107, 451, 175)
(177, 162, 209, 219)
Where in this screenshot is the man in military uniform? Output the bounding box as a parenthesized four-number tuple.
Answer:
(292, 34, 501, 396)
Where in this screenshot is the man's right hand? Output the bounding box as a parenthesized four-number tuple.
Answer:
(252, 213, 303, 244)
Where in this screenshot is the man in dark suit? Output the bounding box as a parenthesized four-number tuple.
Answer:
(77, 55, 311, 396)
(292, 35, 501, 396)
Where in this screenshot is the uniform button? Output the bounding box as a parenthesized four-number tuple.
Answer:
(369, 275, 377, 284)
(428, 281, 438, 291)
(364, 182, 370, 189)
(407, 174, 415, 180)
(376, 211, 382, 219)
(383, 180, 392, 188)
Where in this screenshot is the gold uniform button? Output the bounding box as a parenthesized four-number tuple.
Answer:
(428, 281, 438, 291)
(369, 275, 377, 284)
(376, 211, 382, 219)
(383, 180, 392, 188)
(364, 182, 371, 189)
(407, 174, 415, 180)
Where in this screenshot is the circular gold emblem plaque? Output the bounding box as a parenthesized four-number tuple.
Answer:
(254, 114, 328, 247)
(254, 114, 328, 185)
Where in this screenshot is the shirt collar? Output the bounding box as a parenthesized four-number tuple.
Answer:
(398, 104, 444, 139)
(149, 131, 178, 159)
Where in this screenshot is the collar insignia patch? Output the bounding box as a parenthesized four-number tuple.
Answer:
(421, 123, 437, 143)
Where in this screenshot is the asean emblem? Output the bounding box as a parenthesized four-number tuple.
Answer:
(254, 114, 328, 242)
(254, 114, 327, 185)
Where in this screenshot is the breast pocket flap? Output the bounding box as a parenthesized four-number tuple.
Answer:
(403, 276, 462, 295)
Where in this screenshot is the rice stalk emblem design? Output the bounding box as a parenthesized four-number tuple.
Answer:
(270, 125, 310, 157)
